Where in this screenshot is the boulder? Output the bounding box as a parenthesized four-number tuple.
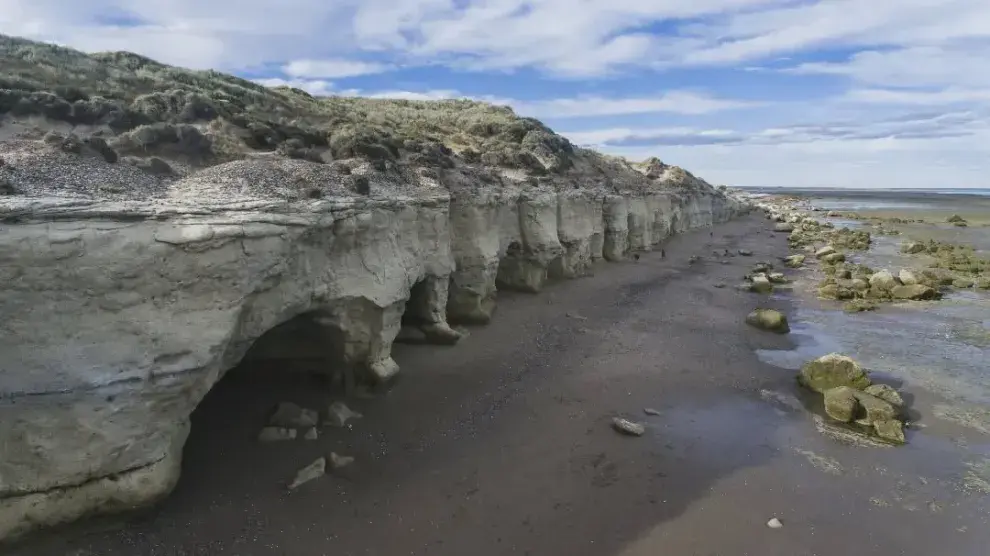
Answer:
(749, 274, 774, 294)
(823, 386, 858, 422)
(864, 384, 904, 407)
(774, 223, 795, 232)
(900, 242, 925, 254)
(977, 277, 990, 290)
(752, 262, 774, 273)
(854, 390, 898, 423)
(953, 277, 975, 288)
(850, 278, 869, 292)
(767, 272, 788, 284)
(745, 309, 790, 333)
(891, 284, 938, 300)
(798, 353, 871, 393)
(868, 270, 899, 292)
(822, 252, 846, 265)
(898, 269, 918, 285)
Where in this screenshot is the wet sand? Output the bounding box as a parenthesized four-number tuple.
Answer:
(9, 214, 988, 556)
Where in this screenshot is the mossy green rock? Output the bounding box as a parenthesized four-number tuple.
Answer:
(953, 277, 975, 288)
(745, 309, 789, 333)
(822, 252, 846, 264)
(823, 386, 858, 422)
(854, 390, 898, 423)
(798, 353, 871, 393)
(900, 241, 925, 254)
(783, 254, 805, 268)
(891, 284, 939, 300)
(864, 384, 904, 407)
(874, 419, 906, 444)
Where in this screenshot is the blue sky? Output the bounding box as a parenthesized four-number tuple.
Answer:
(3, 0, 990, 188)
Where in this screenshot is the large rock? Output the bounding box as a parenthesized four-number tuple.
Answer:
(783, 254, 805, 268)
(798, 354, 871, 393)
(891, 284, 939, 300)
(900, 241, 925, 254)
(748, 274, 774, 293)
(898, 269, 919, 285)
(815, 245, 836, 259)
(864, 384, 904, 406)
(745, 309, 790, 333)
(823, 386, 859, 422)
(774, 222, 795, 232)
(868, 270, 900, 292)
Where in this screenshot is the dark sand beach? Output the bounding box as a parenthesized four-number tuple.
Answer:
(9, 211, 989, 556)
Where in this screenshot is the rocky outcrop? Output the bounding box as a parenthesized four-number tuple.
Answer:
(0, 106, 750, 546)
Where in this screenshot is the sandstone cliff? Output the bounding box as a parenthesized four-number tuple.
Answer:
(0, 34, 751, 541)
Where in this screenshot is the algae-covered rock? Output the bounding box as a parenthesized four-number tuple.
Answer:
(864, 384, 904, 407)
(815, 246, 836, 259)
(868, 269, 900, 292)
(843, 299, 877, 313)
(953, 277, 975, 288)
(891, 284, 939, 300)
(898, 269, 919, 285)
(767, 272, 788, 284)
(850, 278, 869, 292)
(977, 277, 990, 290)
(798, 353, 871, 393)
(823, 386, 858, 422)
(900, 241, 925, 254)
(774, 223, 795, 232)
(752, 262, 774, 274)
(745, 309, 790, 333)
(874, 419, 906, 444)
(783, 254, 805, 268)
(749, 274, 773, 293)
(854, 390, 898, 423)
(822, 252, 846, 264)
(818, 283, 855, 300)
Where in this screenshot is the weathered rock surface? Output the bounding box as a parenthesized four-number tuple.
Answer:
(798, 353, 871, 393)
(823, 386, 859, 422)
(612, 417, 646, 436)
(783, 254, 805, 268)
(864, 384, 904, 407)
(869, 270, 900, 292)
(748, 274, 774, 293)
(898, 269, 919, 285)
(891, 284, 939, 300)
(745, 309, 790, 333)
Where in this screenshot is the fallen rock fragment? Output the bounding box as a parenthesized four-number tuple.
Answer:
(612, 417, 646, 436)
(325, 401, 363, 428)
(258, 427, 297, 442)
(288, 457, 326, 490)
(873, 419, 906, 444)
(269, 402, 319, 428)
(798, 353, 871, 393)
(745, 308, 790, 333)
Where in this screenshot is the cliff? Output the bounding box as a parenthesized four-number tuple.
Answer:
(0, 34, 752, 541)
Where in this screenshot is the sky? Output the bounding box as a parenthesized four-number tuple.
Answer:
(2, 0, 990, 189)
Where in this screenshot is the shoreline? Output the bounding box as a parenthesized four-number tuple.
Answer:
(10, 212, 987, 556)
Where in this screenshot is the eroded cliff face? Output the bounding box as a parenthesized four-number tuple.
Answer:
(0, 158, 748, 540)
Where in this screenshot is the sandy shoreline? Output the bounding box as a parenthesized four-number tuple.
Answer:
(9, 214, 987, 556)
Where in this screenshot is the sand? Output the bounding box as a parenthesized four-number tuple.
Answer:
(8, 214, 987, 556)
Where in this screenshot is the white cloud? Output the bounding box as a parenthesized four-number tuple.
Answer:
(283, 58, 391, 79)
(512, 91, 758, 117)
(253, 77, 336, 96)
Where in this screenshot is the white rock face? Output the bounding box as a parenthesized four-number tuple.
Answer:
(0, 164, 749, 540)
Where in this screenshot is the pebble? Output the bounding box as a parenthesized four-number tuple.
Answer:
(767, 517, 783, 529)
(612, 417, 646, 436)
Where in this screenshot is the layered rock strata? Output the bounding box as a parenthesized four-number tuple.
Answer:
(0, 159, 748, 541)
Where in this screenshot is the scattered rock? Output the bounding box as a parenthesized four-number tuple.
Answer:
(874, 419, 906, 444)
(612, 417, 646, 436)
(288, 457, 326, 490)
(783, 254, 805, 268)
(815, 246, 836, 259)
(738, 249, 753, 256)
(891, 284, 939, 300)
(643, 408, 661, 416)
(822, 252, 846, 264)
(325, 401, 363, 427)
(767, 518, 783, 529)
(258, 427, 297, 442)
(328, 452, 355, 470)
(864, 384, 904, 407)
(774, 223, 795, 232)
(767, 272, 787, 284)
(752, 262, 773, 274)
(749, 274, 773, 293)
(898, 269, 919, 285)
(823, 387, 859, 422)
(745, 308, 790, 333)
(303, 427, 319, 440)
(798, 353, 871, 393)
(269, 402, 319, 428)
(855, 390, 898, 423)
(947, 214, 967, 224)
(900, 241, 925, 254)
(842, 299, 877, 313)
